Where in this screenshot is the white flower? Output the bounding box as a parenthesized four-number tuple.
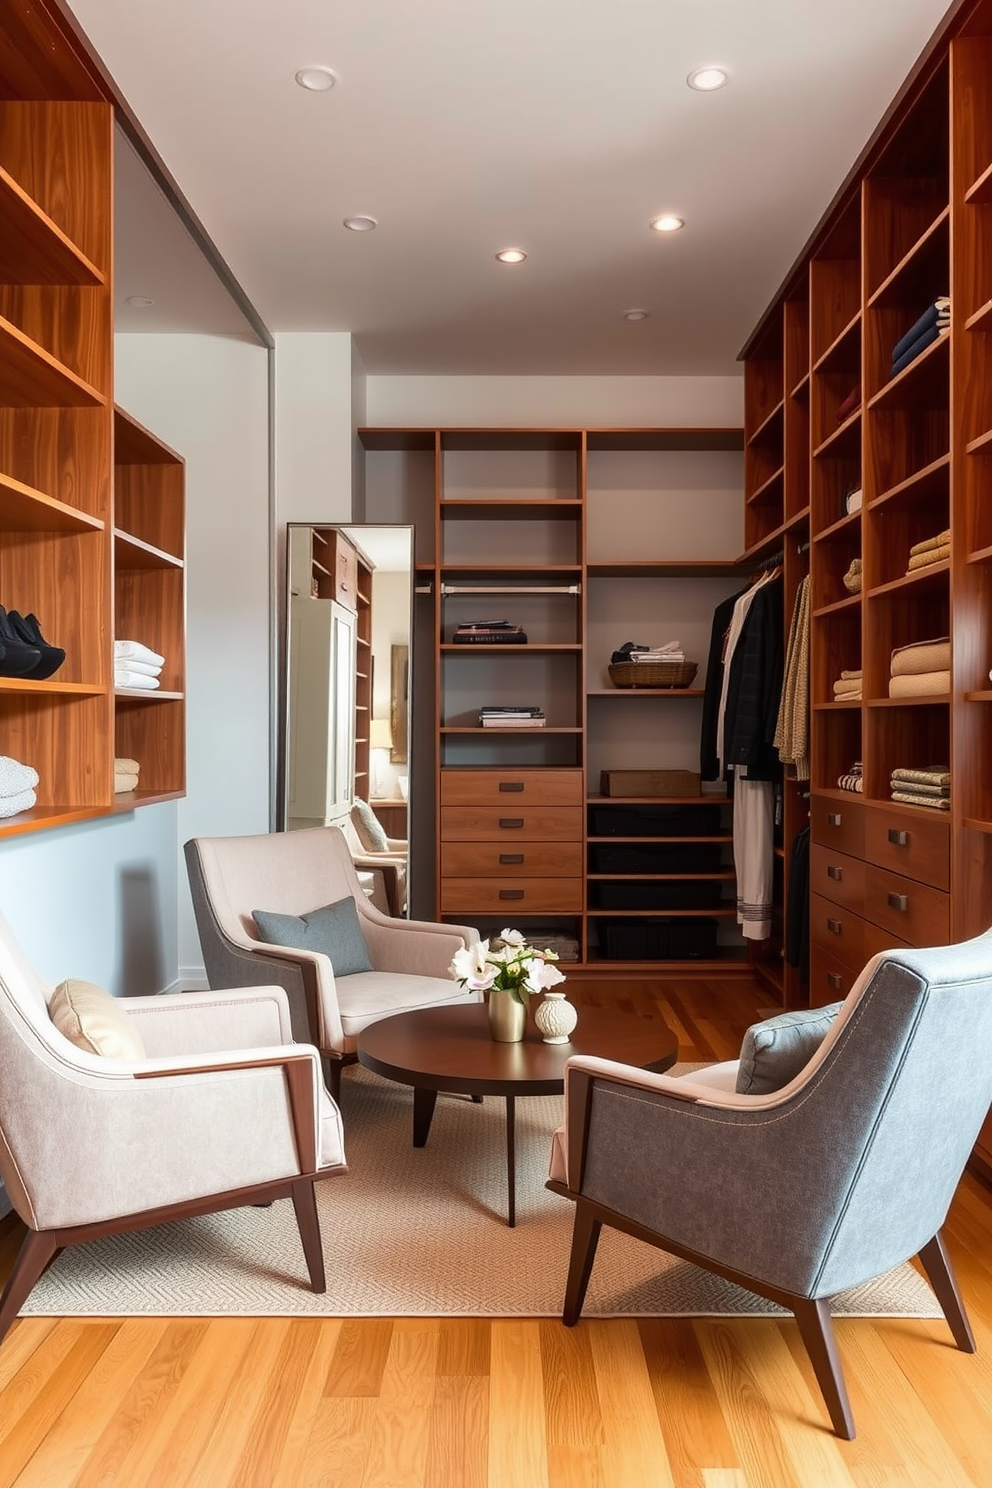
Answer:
(522, 957, 567, 993)
(449, 939, 490, 982)
(499, 928, 526, 947)
(468, 962, 499, 992)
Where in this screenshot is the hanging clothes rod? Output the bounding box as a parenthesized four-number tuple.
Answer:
(440, 583, 581, 596)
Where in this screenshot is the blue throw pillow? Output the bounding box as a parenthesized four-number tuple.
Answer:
(253, 897, 373, 978)
(735, 1002, 842, 1095)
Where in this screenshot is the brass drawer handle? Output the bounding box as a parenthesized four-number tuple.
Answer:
(887, 892, 909, 912)
(827, 813, 843, 827)
(888, 829, 909, 846)
(499, 818, 524, 829)
(827, 918, 842, 935)
(826, 865, 843, 881)
(827, 972, 843, 990)
(499, 853, 524, 864)
(498, 782, 524, 793)
(499, 889, 524, 900)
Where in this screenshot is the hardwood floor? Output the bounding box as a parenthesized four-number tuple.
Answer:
(3, 975, 992, 1486)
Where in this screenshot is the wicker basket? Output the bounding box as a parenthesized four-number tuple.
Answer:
(608, 660, 698, 689)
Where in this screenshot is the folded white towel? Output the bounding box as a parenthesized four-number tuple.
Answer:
(0, 756, 39, 797)
(0, 788, 36, 819)
(114, 774, 140, 794)
(114, 758, 140, 775)
(115, 669, 160, 691)
(114, 640, 165, 667)
(117, 657, 161, 678)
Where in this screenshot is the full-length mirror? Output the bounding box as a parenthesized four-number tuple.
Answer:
(283, 524, 414, 916)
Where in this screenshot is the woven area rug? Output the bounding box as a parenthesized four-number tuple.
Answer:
(22, 1064, 941, 1321)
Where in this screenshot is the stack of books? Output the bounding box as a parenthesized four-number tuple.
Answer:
(479, 706, 546, 728)
(453, 619, 528, 645)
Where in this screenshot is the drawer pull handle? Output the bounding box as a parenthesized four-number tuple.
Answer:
(827, 813, 843, 827)
(827, 972, 843, 990)
(827, 917, 842, 935)
(498, 782, 524, 793)
(826, 865, 843, 881)
(888, 829, 909, 846)
(887, 892, 909, 912)
(499, 853, 524, 864)
(499, 889, 524, 900)
(499, 818, 524, 829)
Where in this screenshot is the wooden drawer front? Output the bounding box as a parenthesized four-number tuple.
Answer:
(440, 807, 583, 841)
(333, 535, 358, 610)
(811, 893, 865, 969)
(440, 878, 584, 914)
(811, 794, 864, 860)
(864, 805, 950, 891)
(865, 867, 949, 947)
(441, 842, 583, 878)
(812, 945, 863, 1002)
(862, 919, 914, 962)
(440, 770, 583, 807)
(809, 844, 866, 914)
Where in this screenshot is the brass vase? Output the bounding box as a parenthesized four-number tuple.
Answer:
(488, 990, 527, 1042)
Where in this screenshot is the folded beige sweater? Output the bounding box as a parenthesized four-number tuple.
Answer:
(890, 638, 951, 676)
(907, 543, 950, 572)
(889, 670, 950, 697)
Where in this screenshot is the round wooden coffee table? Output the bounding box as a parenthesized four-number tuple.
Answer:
(357, 1002, 678, 1226)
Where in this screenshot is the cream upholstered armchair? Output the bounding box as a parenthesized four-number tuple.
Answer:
(340, 806, 407, 917)
(0, 912, 345, 1348)
(548, 931, 992, 1439)
(184, 825, 480, 1099)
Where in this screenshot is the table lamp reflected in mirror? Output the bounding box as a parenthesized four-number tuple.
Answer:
(369, 717, 393, 797)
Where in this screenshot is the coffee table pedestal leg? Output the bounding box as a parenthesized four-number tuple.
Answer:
(413, 1088, 438, 1147)
(505, 1095, 516, 1228)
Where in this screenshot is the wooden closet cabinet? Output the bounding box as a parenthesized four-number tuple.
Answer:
(0, 2, 186, 836)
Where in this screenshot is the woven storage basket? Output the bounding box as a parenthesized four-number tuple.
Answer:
(608, 660, 698, 689)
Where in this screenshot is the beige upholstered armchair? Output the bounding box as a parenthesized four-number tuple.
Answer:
(184, 825, 480, 1099)
(0, 912, 345, 1348)
(340, 807, 407, 917)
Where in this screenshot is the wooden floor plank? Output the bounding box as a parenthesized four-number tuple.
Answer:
(695, 1322, 801, 1488)
(300, 1397, 377, 1488)
(0, 1323, 118, 1488)
(266, 1321, 344, 1488)
(489, 1321, 549, 1488)
(588, 1319, 678, 1488)
(425, 1374, 489, 1488)
(182, 1319, 295, 1488)
(435, 1318, 490, 1378)
(323, 1318, 394, 1398)
(539, 1319, 604, 1449)
(0, 1319, 57, 1395)
(638, 1318, 739, 1488)
(360, 1318, 439, 1488)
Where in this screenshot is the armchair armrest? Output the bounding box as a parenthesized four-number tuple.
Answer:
(247, 942, 343, 1050)
(121, 986, 295, 1057)
(361, 917, 478, 976)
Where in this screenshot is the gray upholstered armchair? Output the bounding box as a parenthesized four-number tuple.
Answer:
(0, 912, 345, 1348)
(184, 825, 480, 1099)
(548, 932, 992, 1438)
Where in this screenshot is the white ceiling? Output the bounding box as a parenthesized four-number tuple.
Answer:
(80, 0, 955, 375)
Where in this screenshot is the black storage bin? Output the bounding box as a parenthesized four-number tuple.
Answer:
(590, 803, 723, 837)
(597, 916, 720, 961)
(594, 881, 723, 910)
(590, 841, 723, 874)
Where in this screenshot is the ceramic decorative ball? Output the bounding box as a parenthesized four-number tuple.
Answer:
(534, 990, 578, 1044)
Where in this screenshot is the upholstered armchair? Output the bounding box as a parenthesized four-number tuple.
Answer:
(184, 825, 480, 1099)
(340, 807, 407, 917)
(0, 912, 345, 1348)
(548, 932, 992, 1439)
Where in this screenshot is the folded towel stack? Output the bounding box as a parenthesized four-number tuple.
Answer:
(114, 756, 140, 794)
(0, 755, 39, 818)
(888, 637, 950, 698)
(845, 487, 863, 515)
(905, 529, 950, 575)
(832, 668, 862, 701)
(837, 760, 863, 794)
(837, 384, 861, 424)
(891, 298, 950, 377)
(891, 765, 950, 811)
(842, 557, 862, 594)
(611, 639, 684, 663)
(114, 640, 165, 691)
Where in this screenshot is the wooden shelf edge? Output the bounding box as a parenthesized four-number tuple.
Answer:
(965, 158, 992, 204)
(0, 313, 106, 408)
(813, 509, 861, 543)
(812, 408, 861, 460)
(114, 405, 185, 465)
(865, 330, 948, 413)
(865, 206, 949, 307)
(0, 804, 113, 839)
(587, 688, 704, 697)
(965, 428, 992, 456)
(811, 309, 861, 374)
(864, 561, 949, 599)
(111, 789, 185, 812)
(114, 689, 184, 701)
(0, 471, 105, 534)
(868, 453, 950, 511)
(746, 464, 785, 505)
(965, 298, 992, 333)
(0, 163, 105, 287)
(812, 594, 861, 619)
(0, 678, 105, 696)
(865, 695, 951, 707)
(113, 528, 184, 569)
(747, 399, 785, 448)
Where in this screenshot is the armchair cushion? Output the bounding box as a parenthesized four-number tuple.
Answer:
(253, 897, 374, 978)
(735, 1001, 842, 1095)
(49, 978, 146, 1061)
(351, 798, 391, 853)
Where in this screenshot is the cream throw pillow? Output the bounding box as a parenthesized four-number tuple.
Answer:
(49, 978, 145, 1060)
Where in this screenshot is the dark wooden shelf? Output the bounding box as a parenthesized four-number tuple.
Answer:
(440, 726, 581, 734)
(441, 643, 582, 653)
(587, 559, 743, 578)
(747, 400, 784, 449)
(869, 454, 950, 512)
(865, 562, 948, 600)
(813, 509, 861, 543)
(0, 163, 105, 286)
(747, 465, 785, 506)
(0, 314, 105, 407)
(790, 372, 811, 401)
(440, 499, 582, 521)
(866, 207, 949, 308)
(965, 298, 992, 333)
(812, 593, 861, 619)
(964, 691, 992, 702)
(811, 311, 861, 375)
(965, 428, 992, 457)
(813, 699, 863, 710)
(587, 688, 704, 698)
(866, 331, 948, 412)
(587, 832, 733, 843)
(587, 872, 735, 881)
(587, 907, 737, 918)
(866, 695, 950, 707)
(965, 159, 992, 205)
(813, 410, 861, 460)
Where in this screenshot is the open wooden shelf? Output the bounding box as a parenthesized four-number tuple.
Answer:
(114, 531, 185, 571)
(0, 163, 105, 287)
(813, 410, 861, 460)
(812, 311, 861, 375)
(747, 465, 785, 506)
(0, 472, 104, 534)
(587, 688, 704, 698)
(866, 331, 948, 412)
(865, 562, 949, 600)
(965, 158, 992, 204)
(869, 454, 950, 512)
(746, 400, 784, 448)
(965, 298, 992, 333)
(866, 207, 949, 309)
(439, 499, 582, 521)
(0, 313, 105, 407)
(586, 560, 742, 578)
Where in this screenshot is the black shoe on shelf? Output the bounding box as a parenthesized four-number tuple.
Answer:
(0, 608, 43, 678)
(6, 610, 66, 679)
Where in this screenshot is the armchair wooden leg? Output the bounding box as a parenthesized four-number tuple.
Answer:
(563, 1201, 601, 1327)
(793, 1297, 856, 1439)
(325, 1056, 343, 1106)
(918, 1231, 975, 1353)
(291, 1179, 326, 1294)
(0, 1229, 59, 1347)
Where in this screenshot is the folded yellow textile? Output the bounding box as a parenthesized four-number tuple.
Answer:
(906, 543, 950, 572)
(114, 757, 140, 774)
(888, 670, 950, 697)
(891, 790, 950, 811)
(890, 638, 951, 677)
(909, 529, 951, 557)
(842, 558, 862, 594)
(839, 669, 862, 680)
(832, 678, 862, 696)
(891, 766, 950, 787)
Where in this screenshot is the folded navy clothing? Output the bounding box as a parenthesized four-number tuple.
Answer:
(891, 322, 943, 377)
(891, 299, 949, 365)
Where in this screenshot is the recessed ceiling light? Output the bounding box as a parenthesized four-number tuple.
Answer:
(125, 294, 155, 307)
(295, 66, 337, 92)
(624, 309, 649, 321)
(343, 216, 377, 232)
(649, 215, 685, 233)
(495, 248, 527, 263)
(687, 66, 728, 92)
